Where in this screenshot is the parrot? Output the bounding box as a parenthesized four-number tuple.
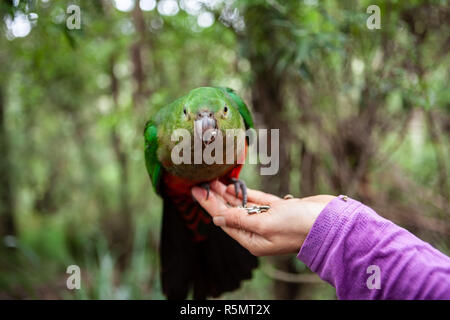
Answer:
(144, 87, 258, 299)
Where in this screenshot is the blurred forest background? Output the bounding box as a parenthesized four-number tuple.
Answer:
(0, 0, 449, 299)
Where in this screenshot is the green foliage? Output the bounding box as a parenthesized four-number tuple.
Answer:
(0, 0, 448, 299)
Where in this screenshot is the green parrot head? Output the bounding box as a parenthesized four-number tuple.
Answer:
(144, 86, 254, 191)
(170, 87, 246, 145)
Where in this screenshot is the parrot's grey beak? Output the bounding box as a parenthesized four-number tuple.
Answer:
(194, 112, 218, 145)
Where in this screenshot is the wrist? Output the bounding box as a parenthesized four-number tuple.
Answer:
(297, 195, 361, 268)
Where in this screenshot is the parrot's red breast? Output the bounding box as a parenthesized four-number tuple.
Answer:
(162, 146, 246, 242)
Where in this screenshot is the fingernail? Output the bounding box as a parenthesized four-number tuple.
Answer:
(192, 187, 206, 200)
(213, 216, 226, 227)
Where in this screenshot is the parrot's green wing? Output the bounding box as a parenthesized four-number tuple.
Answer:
(218, 87, 254, 130)
(144, 120, 162, 193)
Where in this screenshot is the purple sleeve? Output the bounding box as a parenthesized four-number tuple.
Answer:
(297, 195, 450, 299)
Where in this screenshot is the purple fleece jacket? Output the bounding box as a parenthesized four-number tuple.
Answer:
(297, 195, 450, 299)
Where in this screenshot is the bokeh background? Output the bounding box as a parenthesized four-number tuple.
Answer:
(0, 0, 449, 299)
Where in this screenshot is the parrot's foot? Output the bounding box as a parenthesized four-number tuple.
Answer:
(200, 182, 210, 200)
(231, 178, 248, 208)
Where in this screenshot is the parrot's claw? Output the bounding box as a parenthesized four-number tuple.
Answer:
(231, 178, 248, 208)
(200, 182, 210, 200)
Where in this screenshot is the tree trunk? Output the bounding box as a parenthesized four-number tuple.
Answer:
(242, 4, 299, 300)
(105, 55, 133, 269)
(0, 84, 15, 238)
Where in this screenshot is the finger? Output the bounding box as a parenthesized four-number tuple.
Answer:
(192, 186, 228, 218)
(214, 207, 263, 234)
(219, 226, 271, 257)
(211, 180, 257, 207)
(219, 226, 254, 251)
(226, 184, 281, 205)
(221, 191, 257, 208)
(210, 179, 229, 198)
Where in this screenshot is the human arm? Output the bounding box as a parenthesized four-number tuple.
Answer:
(192, 181, 450, 299)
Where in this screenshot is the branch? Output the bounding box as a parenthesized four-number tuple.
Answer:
(262, 265, 324, 284)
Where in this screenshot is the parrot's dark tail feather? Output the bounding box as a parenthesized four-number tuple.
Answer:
(160, 196, 258, 299)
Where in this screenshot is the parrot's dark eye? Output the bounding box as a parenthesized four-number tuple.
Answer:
(223, 106, 228, 113)
(183, 107, 187, 116)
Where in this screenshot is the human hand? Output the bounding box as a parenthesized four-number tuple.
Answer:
(191, 180, 335, 256)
